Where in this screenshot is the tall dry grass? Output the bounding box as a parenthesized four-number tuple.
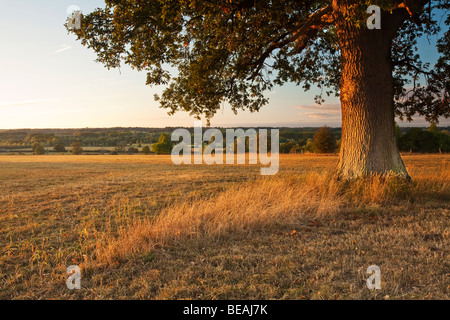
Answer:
(1, 154, 448, 299)
(94, 172, 339, 264)
(94, 166, 449, 265)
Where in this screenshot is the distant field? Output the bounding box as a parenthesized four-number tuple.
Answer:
(0, 154, 448, 299)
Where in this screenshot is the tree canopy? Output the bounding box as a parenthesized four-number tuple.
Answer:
(68, 1, 450, 179)
(70, 0, 449, 123)
(71, 141, 84, 155)
(312, 126, 337, 153)
(151, 133, 173, 154)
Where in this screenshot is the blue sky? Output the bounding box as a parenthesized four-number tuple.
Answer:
(0, 0, 448, 129)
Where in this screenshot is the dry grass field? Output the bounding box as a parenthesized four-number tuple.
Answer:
(0, 154, 448, 299)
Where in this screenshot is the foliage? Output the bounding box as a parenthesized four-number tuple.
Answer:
(151, 133, 173, 154)
(312, 126, 337, 153)
(0, 128, 171, 148)
(2, 126, 450, 155)
(280, 141, 299, 154)
(0, 127, 340, 152)
(26, 133, 55, 145)
(68, 1, 449, 123)
(33, 143, 46, 155)
(398, 125, 450, 152)
(53, 143, 66, 153)
(303, 139, 314, 153)
(142, 145, 151, 155)
(279, 141, 303, 154)
(71, 141, 83, 155)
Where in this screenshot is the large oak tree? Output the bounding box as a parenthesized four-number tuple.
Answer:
(68, 0, 450, 179)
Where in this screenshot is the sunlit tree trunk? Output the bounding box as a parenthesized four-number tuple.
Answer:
(333, 1, 410, 180)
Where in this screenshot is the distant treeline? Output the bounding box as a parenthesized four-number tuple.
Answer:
(0, 127, 341, 150)
(0, 128, 173, 148)
(278, 124, 450, 154)
(396, 123, 450, 153)
(0, 125, 449, 154)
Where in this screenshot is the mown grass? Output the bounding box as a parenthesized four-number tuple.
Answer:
(0, 154, 448, 299)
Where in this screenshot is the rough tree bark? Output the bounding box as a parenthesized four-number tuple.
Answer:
(333, 1, 410, 180)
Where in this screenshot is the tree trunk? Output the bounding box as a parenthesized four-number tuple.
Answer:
(333, 1, 410, 180)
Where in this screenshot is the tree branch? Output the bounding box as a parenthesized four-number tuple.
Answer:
(394, 57, 440, 79)
(245, 5, 333, 80)
(394, 0, 432, 24)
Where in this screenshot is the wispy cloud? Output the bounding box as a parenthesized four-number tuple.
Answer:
(54, 44, 73, 54)
(304, 112, 340, 119)
(0, 98, 58, 108)
(295, 103, 341, 119)
(295, 103, 341, 111)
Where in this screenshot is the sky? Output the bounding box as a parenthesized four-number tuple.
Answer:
(0, 0, 448, 129)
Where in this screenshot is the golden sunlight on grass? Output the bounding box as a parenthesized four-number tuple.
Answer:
(0, 154, 448, 299)
(94, 162, 449, 266)
(95, 173, 342, 264)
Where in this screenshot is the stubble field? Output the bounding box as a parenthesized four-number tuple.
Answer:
(0, 154, 448, 299)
